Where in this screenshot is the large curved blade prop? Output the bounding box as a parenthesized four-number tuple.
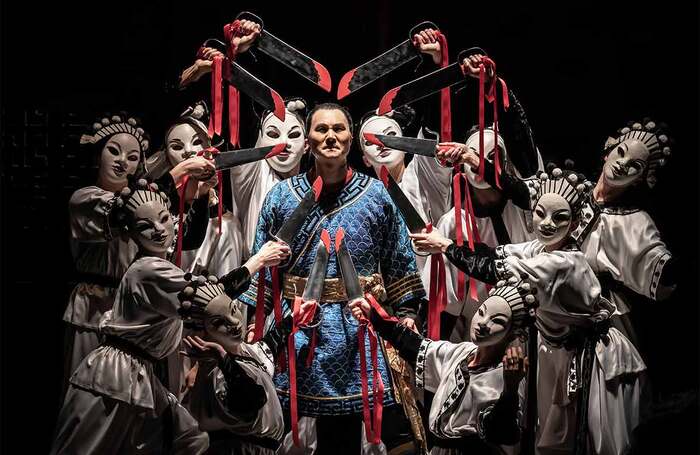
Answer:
(224, 61, 286, 121)
(236, 11, 332, 92)
(363, 133, 437, 157)
(379, 166, 426, 234)
(337, 21, 438, 99)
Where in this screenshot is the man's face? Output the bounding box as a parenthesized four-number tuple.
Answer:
(602, 138, 650, 188)
(307, 109, 352, 163)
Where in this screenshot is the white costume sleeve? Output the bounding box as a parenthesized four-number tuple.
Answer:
(69, 186, 118, 241)
(128, 257, 188, 317)
(583, 210, 671, 300)
(415, 338, 477, 393)
(400, 153, 453, 225)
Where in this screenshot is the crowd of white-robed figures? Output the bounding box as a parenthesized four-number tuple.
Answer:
(54, 20, 673, 455)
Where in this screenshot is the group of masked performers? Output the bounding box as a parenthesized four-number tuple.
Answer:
(52, 13, 674, 455)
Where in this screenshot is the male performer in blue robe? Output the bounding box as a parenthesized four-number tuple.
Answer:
(238, 103, 425, 451)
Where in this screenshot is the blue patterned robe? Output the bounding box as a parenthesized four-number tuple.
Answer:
(238, 170, 426, 416)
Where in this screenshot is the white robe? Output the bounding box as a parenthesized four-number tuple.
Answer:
(416, 339, 524, 455)
(580, 207, 671, 313)
(229, 159, 282, 259)
(64, 187, 138, 380)
(52, 256, 208, 454)
(496, 240, 647, 455)
(180, 210, 244, 277)
(186, 342, 285, 455)
(399, 153, 454, 280)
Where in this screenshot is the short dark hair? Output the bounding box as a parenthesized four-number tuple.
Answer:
(305, 102, 354, 134)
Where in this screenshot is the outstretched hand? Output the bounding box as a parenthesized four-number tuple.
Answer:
(413, 28, 442, 65)
(502, 345, 528, 392)
(348, 297, 371, 321)
(231, 19, 261, 54)
(181, 335, 227, 362)
(409, 228, 453, 255)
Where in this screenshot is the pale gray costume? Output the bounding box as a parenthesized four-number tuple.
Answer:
(52, 257, 209, 455)
(63, 187, 138, 384)
(495, 240, 647, 455)
(187, 342, 285, 455)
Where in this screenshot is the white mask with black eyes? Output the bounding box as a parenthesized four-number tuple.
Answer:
(602, 138, 650, 188)
(165, 123, 206, 166)
(99, 133, 142, 188)
(533, 193, 572, 246)
(204, 296, 245, 352)
(360, 116, 405, 170)
(463, 129, 507, 189)
(130, 200, 175, 256)
(256, 110, 306, 173)
(470, 295, 513, 346)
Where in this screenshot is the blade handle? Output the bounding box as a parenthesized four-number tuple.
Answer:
(409, 21, 440, 40)
(199, 38, 227, 55)
(457, 47, 489, 65)
(235, 11, 265, 31)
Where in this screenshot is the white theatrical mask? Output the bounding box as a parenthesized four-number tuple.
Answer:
(257, 110, 306, 173)
(360, 115, 406, 170)
(165, 123, 206, 166)
(533, 192, 572, 247)
(130, 199, 175, 256)
(99, 133, 141, 188)
(470, 295, 513, 346)
(463, 129, 507, 189)
(602, 138, 650, 188)
(205, 298, 246, 353)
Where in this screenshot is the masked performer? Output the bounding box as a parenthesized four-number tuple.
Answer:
(236, 103, 425, 453)
(229, 98, 308, 261)
(147, 101, 245, 276)
(181, 283, 314, 455)
(53, 178, 290, 455)
(426, 53, 544, 339)
(410, 167, 647, 455)
(349, 277, 533, 454)
(575, 120, 674, 345)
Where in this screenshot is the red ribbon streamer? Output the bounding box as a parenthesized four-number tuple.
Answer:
(426, 223, 448, 340)
(477, 57, 510, 188)
(435, 32, 451, 143)
(208, 56, 223, 138)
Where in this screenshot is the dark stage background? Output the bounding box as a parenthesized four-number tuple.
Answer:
(1, 1, 698, 453)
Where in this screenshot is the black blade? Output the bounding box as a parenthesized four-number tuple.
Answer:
(214, 144, 285, 170)
(378, 62, 466, 115)
(338, 40, 418, 99)
(363, 133, 437, 157)
(379, 166, 426, 234)
(236, 11, 331, 92)
(224, 60, 286, 120)
(334, 228, 364, 302)
(274, 176, 323, 245)
(337, 20, 438, 99)
(302, 230, 331, 302)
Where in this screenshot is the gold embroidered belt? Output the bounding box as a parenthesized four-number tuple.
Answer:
(282, 273, 386, 303)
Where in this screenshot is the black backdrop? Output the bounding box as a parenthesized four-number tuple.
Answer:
(1, 1, 698, 453)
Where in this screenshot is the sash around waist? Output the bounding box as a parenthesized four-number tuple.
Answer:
(282, 273, 386, 303)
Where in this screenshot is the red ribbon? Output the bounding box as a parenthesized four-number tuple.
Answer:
(453, 173, 466, 301)
(477, 57, 510, 188)
(208, 56, 223, 138)
(288, 295, 320, 447)
(463, 179, 480, 302)
(435, 31, 451, 143)
(426, 223, 448, 340)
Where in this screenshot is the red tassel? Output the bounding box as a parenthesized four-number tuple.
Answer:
(463, 180, 481, 302)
